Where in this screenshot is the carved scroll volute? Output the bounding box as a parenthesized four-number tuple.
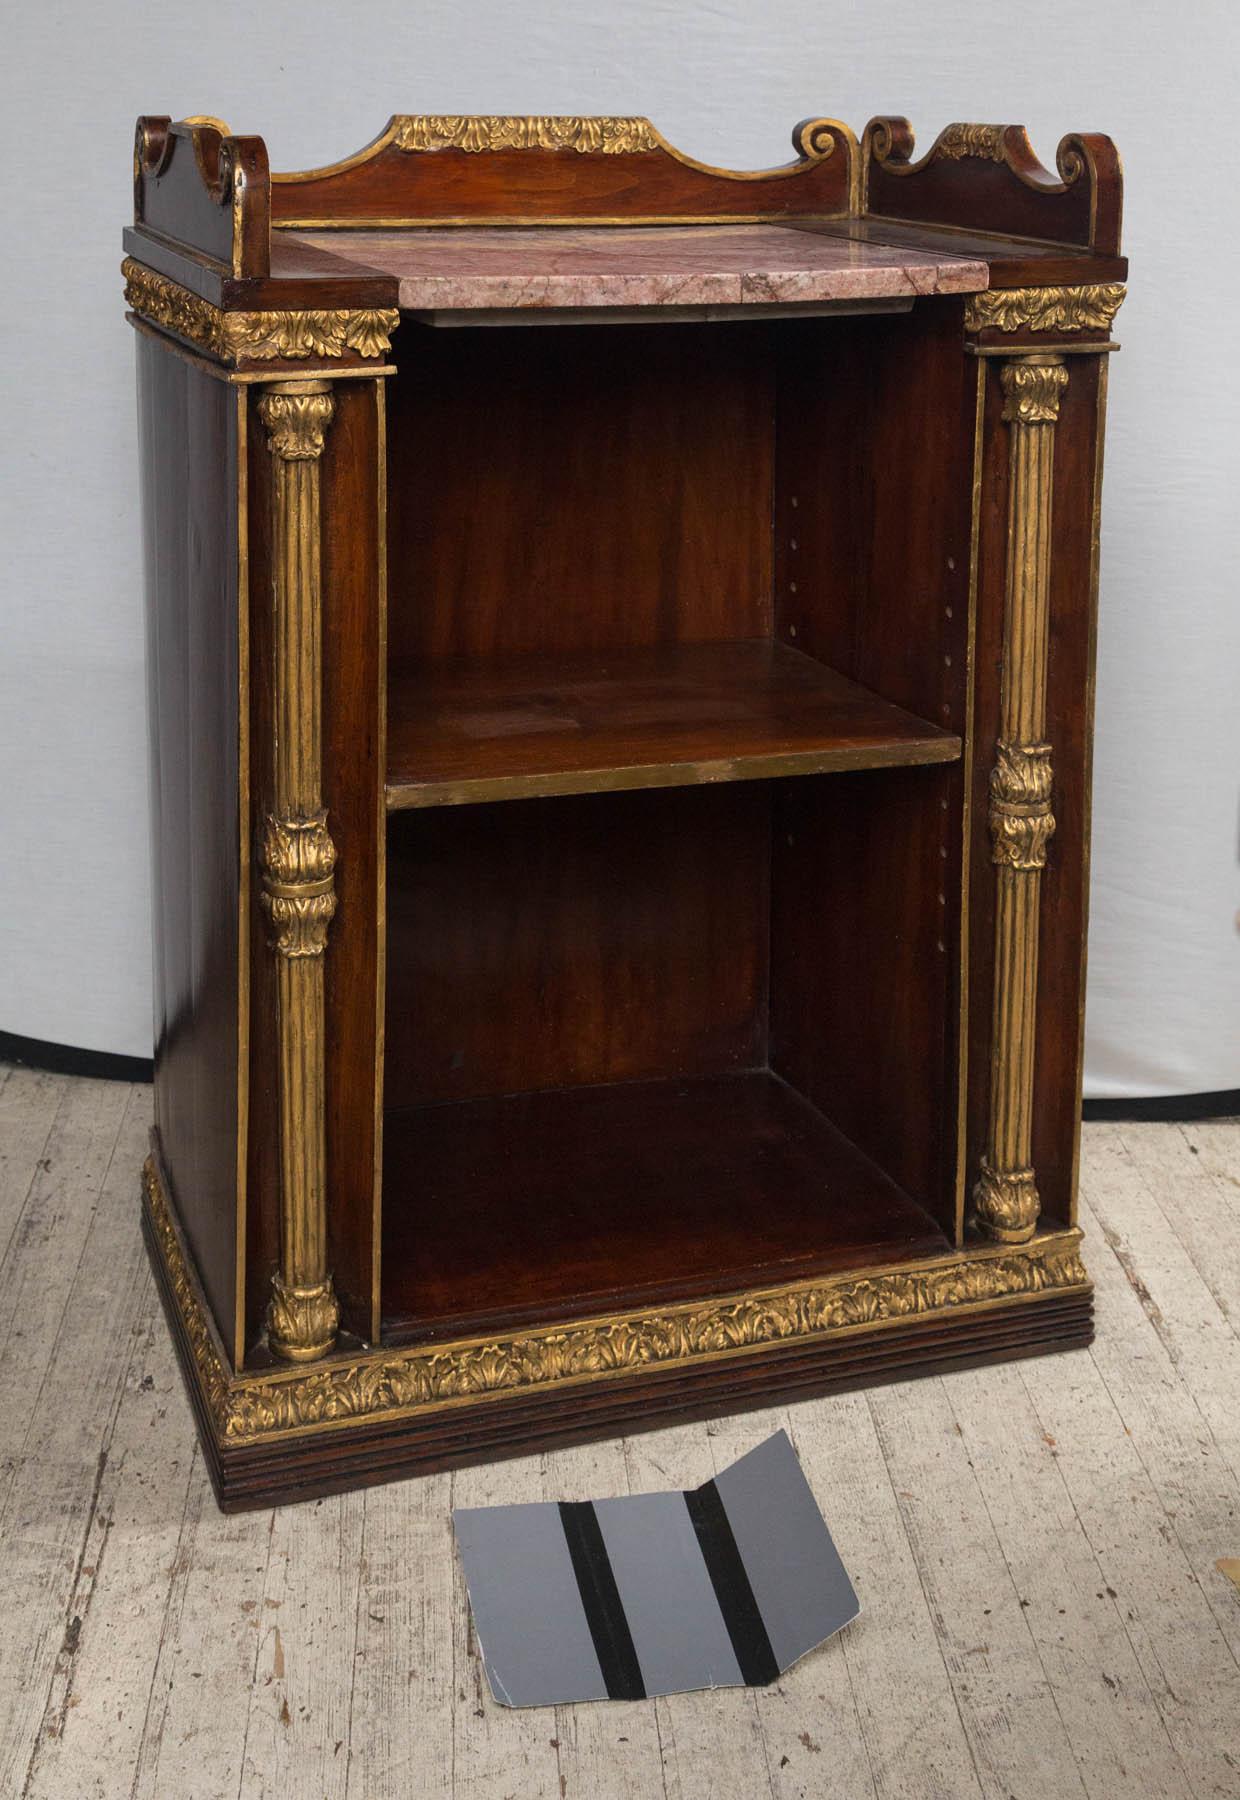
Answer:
(973, 355, 1068, 1245)
(258, 379, 340, 1361)
(861, 119, 1122, 255)
(133, 115, 271, 277)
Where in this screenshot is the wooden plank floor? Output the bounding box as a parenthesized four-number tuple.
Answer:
(1, 1063, 1236, 1800)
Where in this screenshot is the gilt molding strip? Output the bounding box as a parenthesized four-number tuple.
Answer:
(258, 381, 340, 1362)
(142, 1157, 1090, 1448)
(966, 284, 1126, 335)
(973, 355, 1068, 1245)
(391, 115, 661, 154)
(121, 258, 399, 366)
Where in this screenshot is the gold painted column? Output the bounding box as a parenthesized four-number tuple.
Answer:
(258, 379, 340, 1359)
(972, 354, 1068, 1243)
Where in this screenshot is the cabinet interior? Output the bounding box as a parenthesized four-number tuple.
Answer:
(378, 303, 974, 1343)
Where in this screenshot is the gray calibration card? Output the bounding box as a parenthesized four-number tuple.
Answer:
(453, 1430, 860, 1706)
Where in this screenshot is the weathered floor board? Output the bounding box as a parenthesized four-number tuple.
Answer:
(0, 1070, 1236, 1800)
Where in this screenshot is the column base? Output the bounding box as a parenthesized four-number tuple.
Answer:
(971, 1158, 1040, 1243)
(267, 1273, 340, 1362)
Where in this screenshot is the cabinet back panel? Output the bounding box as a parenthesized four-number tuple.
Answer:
(384, 785, 769, 1106)
(771, 766, 956, 1233)
(774, 301, 974, 729)
(386, 322, 774, 658)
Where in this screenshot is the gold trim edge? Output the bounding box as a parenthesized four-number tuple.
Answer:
(966, 283, 1125, 334)
(121, 258, 399, 365)
(392, 115, 661, 154)
(142, 1155, 1091, 1449)
(274, 114, 850, 188)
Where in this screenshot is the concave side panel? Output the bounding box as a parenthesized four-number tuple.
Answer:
(386, 321, 774, 660)
(244, 391, 279, 1354)
(1041, 357, 1106, 1225)
(271, 118, 852, 227)
(138, 332, 241, 1359)
(383, 785, 770, 1108)
(770, 303, 976, 1235)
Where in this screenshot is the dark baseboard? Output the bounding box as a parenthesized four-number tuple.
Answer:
(0, 1030, 154, 1084)
(2, 1028, 1235, 1121)
(1081, 1089, 1239, 1123)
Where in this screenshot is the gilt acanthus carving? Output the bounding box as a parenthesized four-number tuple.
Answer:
(258, 387, 336, 460)
(989, 741, 1056, 871)
(1001, 358, 1070, 423)
(259, 813, 338, 958)
(225, 309, 399, 362)
(266, 1274, 340, 1363)
(936, 123, 1008, 162)
(391, 115, 660, 155)
(966, 284, 1126, 336)
(973, 1162, 1041, 1241)
(142, 1157, 1090, 1446)
(122, 259, 398, 366)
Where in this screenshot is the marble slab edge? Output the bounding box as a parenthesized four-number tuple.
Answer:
(389, 261, 988, 311)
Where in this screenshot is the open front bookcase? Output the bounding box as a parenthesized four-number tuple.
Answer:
(125, 111, 1126, 1507)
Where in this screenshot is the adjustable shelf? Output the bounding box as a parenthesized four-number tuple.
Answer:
(127, 109, 1124, 1507)
(386, 640, 961, 809)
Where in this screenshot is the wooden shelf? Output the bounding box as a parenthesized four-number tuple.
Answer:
(385, 640, 960, 809)
(381, 1070, 950, 1343)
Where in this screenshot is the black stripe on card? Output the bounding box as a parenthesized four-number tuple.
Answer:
(684, 1478, 780, 1687)
(557, 1501, 646, 1701)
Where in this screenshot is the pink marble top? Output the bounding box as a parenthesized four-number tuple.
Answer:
(297, 224, 989, 312)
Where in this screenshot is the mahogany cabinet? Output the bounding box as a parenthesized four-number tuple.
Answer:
(124, 111, 1126, 1509)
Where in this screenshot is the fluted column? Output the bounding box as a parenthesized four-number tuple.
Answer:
(258, 379, 340, 1359)
(973, 355, 1068, 1244)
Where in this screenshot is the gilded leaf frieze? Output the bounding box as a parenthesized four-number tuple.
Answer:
(937, 123, 1009, 162)
(390, 115, 660, 155)
(142, 1158, 1090, 1446)
(966, 285, 1126, 335)
(122, 259, 399, 365)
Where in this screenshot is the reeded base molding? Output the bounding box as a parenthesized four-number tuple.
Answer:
(141, 1146, 1093, 1510)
